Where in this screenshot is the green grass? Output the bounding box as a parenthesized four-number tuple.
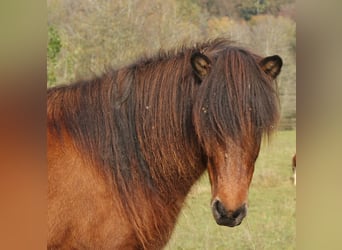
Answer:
(165, 130, 296, 250)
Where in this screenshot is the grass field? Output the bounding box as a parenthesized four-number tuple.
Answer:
(165, 130, 296, 250)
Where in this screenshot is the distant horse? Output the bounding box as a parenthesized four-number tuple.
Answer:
(48, 38, 282, 249)
(292, 153, 296, 186)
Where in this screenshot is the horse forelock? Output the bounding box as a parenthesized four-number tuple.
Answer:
(193, 45, 280, 152)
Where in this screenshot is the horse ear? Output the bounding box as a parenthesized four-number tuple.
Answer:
(259, 55, 283, 79)
(191, 52, 211, 80)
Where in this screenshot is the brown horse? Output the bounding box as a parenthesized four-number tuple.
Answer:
(48, 38, 282, 249)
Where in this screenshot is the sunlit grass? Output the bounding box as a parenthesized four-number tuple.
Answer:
(165, 130, 296, 249)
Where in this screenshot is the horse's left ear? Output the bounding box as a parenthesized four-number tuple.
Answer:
(191, 52, 211, 80)
(259, 55, 283, 79)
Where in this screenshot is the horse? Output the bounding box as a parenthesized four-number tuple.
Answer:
(292, 153, 296, 186)
(47, 38, 282, 249)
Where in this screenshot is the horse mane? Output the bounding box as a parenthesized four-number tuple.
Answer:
(47, 38, 279, 247)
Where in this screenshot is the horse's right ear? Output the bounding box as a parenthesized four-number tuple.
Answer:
(259, 55, 283, 79)
(191, 52, 211, 80)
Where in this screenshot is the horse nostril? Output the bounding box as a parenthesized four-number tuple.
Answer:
(232, 210, 240, 219)
(213, 199, 228, 218)
(232, 203, 247, 219)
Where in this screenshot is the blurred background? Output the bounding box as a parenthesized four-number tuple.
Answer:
(47, 0, 296, 130)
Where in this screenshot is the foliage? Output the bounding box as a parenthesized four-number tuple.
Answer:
(236, 0, 269, 21)
(207, 16, 235, 38)
(47, 26, 61, 61)
(47, 26, 61, 86)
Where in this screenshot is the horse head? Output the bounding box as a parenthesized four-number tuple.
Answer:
(191, 48, 282, 227)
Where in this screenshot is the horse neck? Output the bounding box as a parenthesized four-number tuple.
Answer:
(47, 70, 207, 249)
(48, 69, 207, 196)
(128, 65, 207, 199)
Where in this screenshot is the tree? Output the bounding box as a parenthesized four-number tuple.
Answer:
(236, 0, 269, 21)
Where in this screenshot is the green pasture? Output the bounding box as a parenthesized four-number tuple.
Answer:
(165, 130, 296, 250)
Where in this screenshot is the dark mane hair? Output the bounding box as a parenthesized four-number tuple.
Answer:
(47, 38, 279, 247)
(193, 44, 280, 152)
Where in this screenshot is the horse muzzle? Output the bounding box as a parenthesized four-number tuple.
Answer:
(211, 199, 247, 227)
